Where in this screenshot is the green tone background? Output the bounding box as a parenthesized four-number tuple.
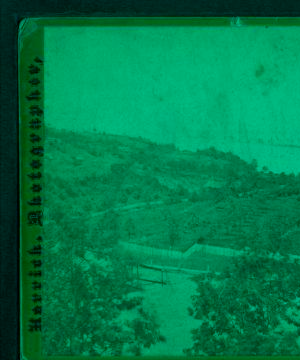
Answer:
(20, 17, 300, 360)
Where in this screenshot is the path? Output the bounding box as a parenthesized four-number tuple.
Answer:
(139, 271, 200, 356)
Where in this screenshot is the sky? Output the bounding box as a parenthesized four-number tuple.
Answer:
(45, 24, 300, 173)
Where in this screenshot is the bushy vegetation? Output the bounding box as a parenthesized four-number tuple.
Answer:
(185, 248, 300, 356)
(43, 192, 165, 356)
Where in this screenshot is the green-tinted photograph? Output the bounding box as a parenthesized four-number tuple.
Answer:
(42, 22, 300, 356)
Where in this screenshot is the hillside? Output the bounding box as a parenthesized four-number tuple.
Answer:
(44, 126, 300, 256)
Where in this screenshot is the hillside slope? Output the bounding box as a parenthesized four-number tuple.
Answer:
(44, 126, 300, 256)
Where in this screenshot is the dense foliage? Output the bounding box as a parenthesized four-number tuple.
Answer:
(43, 208, 165, 355)
(185, 249, 300, 356)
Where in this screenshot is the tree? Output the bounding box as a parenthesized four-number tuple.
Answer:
(89, 210, 120, 250)
(262, 166, 269, 173)
(124, 217, 136, 240)
(189, 191, 200, 203)
(168, 218, 180, 248)
(44, 243, 164, 356)
(185, 251, 300, 356)
(250, 159, 258, 170)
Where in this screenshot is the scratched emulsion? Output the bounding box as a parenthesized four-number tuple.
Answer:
(43, 24, 300, 356)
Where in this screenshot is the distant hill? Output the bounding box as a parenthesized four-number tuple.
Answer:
(44, 126, 300, 256)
